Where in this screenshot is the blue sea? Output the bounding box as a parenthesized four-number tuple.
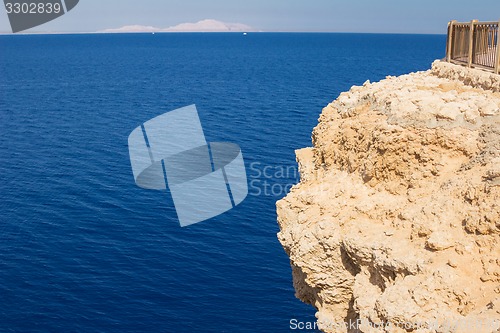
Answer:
(0, 33, 445, 332)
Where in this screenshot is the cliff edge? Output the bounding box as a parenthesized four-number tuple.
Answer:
(277, 61, 500, 333)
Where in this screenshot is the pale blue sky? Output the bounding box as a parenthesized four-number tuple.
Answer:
(1, 0, 499, 33)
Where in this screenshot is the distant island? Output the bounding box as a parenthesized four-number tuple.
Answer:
(102, 19, 256, 33)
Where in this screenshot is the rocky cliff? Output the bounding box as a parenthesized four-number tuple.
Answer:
(277, 61, 500, 333)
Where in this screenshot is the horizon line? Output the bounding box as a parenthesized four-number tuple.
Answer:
(0, 30, 447, 36)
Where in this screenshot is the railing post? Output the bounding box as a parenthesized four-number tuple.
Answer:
(446, 20, 456, 62)
(496, 20, 500, 74)
(468, 19, 478, 67)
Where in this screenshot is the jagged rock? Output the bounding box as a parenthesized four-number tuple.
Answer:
(277, 61, 500, 333)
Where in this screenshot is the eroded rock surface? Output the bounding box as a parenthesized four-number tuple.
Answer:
(277, 61, 500, 333)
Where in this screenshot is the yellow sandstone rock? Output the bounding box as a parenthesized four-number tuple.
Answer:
(277, 61, 500, 333)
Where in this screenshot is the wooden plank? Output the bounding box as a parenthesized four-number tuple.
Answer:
(470, 21, 499, 25)
(446, 20, 456, 62)
(453, 21, 498, 25)
(496, 21, 500, 74)
(468, 20, 478, 68)
(450, 59, 468, 66)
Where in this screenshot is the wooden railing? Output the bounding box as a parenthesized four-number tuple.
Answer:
(446, 20, 500, 74)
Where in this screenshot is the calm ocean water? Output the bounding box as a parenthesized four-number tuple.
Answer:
(0, 33, 445, 332)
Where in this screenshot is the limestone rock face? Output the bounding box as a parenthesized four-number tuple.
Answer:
(277, 61, 500, 333)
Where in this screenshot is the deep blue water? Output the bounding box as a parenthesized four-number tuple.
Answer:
(0, 33, 445, 332)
